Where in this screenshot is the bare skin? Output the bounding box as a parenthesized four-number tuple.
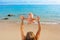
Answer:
(27, 13, 34, 24)
(20, 13, 35, 24)
(20, 16, 41, 40)
(35, 17, 41, 40)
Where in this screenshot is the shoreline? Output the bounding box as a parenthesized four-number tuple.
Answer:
(0, 20, 59, 24)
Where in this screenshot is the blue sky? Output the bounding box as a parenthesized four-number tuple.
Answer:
(0, 0, 60, 5)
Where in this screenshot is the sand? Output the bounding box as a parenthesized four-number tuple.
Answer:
(0, 21, 60, 40)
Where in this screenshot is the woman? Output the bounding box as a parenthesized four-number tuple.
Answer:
(20, 16, 41, 40)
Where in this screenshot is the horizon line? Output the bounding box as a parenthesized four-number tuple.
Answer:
(0, 2, 60, 5)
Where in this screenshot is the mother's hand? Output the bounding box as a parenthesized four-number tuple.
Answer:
(20, 16, 24, 20)
(36, 16, 40, 22)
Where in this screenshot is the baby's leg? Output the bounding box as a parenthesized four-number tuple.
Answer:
(24, 18, 36, 24)
(27, 18, 36, 24)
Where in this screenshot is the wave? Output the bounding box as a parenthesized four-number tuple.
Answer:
(0, 20, 60, 24)
(23, 21, 59, 24)
(40, 22, 58, 24)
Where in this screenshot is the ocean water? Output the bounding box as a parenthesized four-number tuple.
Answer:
(0, 5, 60, 24)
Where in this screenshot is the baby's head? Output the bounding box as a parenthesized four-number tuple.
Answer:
(29, 12, 33, 18)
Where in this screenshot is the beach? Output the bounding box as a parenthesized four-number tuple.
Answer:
(0, 5, 60, 40)
(0, 21, 60, 40)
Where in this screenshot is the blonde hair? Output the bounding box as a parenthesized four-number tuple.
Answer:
(29, 13, 33, 18)
(25, 32, 36, 40)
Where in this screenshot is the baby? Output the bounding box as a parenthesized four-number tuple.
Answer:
(20, 13, 36, 24)
(27, 13, 35, 24)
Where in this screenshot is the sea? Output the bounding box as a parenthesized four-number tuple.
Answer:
(0, 5, 60, 24)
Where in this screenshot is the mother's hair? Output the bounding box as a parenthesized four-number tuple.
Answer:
(25, 31, 36, 40)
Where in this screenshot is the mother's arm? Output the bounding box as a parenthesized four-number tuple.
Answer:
(20, 16, 25, 40)
(35, 17, 41, 39)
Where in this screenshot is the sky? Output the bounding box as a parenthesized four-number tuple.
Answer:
(0, 0, 60, 5)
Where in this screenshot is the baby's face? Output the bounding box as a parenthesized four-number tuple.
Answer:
(29, 13, 33, 18)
